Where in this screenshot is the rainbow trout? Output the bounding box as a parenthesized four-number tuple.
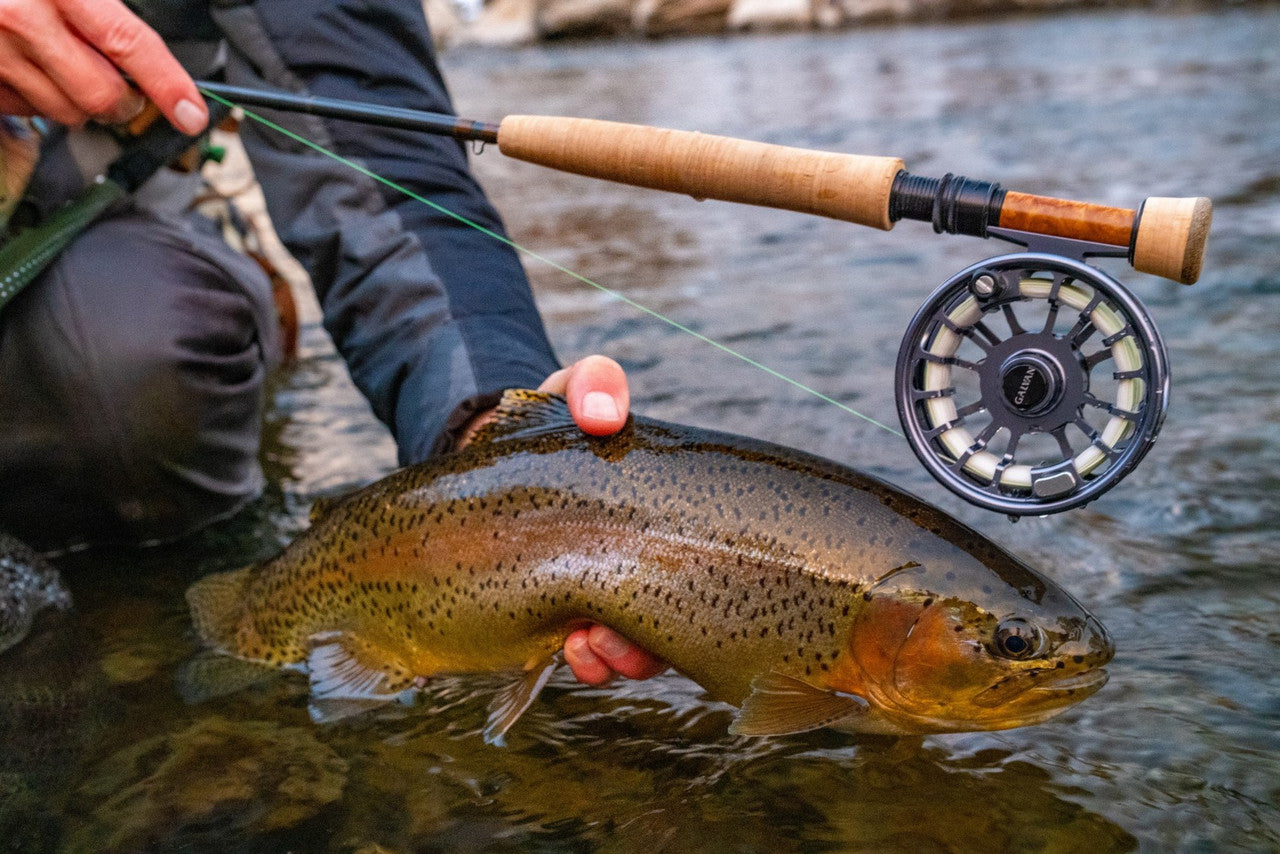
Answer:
(1, 531, 71, 656)
(187, 391, 1112, 743)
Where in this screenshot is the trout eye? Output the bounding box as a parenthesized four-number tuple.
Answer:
(993, 618, 1043, 660)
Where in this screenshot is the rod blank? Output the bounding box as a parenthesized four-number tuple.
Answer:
(197, 81, 499, 143)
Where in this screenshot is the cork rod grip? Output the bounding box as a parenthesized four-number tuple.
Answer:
(497, 115, 905, 230)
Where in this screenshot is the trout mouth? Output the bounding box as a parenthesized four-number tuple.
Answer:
(972, 666, 1109, 710)
(861, 665, 1110, 735)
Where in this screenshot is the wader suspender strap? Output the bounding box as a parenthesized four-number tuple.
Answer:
(0, 179, 127, 311)
(0, 99, 228, 314)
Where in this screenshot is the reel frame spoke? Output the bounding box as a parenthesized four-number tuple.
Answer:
(1083, 348, 1114, 371)
(895, 245, 1169, 515)
(1001, 302, 1027, 336)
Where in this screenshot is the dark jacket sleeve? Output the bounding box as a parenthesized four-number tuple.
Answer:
(209, 0, 561, 463)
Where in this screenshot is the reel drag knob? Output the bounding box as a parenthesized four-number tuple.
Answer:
(895, 253, 1169, 516)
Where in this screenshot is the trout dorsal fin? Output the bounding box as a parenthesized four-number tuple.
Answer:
(470, 390, 578, 446)
(729, 671, 870, 737)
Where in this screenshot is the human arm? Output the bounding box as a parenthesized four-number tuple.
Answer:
(212, 0, 560, 464)
(209, 1, 663, 683)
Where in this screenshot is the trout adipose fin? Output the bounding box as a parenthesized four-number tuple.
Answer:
(730, 671, 870, 736)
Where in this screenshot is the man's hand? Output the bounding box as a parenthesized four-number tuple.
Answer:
(0, 0, 207, 134)
(537, 352, 629, 435)
(537, 356, 667, 685)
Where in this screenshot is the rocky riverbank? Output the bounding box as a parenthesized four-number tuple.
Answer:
(424, 0, 1237, 46)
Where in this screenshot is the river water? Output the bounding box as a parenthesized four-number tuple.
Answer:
(3, 6, 1278, 852)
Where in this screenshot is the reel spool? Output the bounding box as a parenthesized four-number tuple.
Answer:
(896, 233, 1169, 516)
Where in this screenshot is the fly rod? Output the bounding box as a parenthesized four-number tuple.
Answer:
(196, 80, 1211, 517)
(197, 80, 1210, 286)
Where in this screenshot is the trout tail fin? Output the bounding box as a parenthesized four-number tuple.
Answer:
(185, 566, 254, 653)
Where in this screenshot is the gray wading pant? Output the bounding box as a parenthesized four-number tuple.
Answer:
(0, 199, 281, 549)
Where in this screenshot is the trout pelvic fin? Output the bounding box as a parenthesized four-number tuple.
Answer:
(483, 652, 561, 747)
(730, 671, 870, 737)
(185, 566, 255, 654)
(306, 631, 418, 723)
(470, 390, 579, 446)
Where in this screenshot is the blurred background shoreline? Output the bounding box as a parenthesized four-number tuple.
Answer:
(424, 0, 1276, 49)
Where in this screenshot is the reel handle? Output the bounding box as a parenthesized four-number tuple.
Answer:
(496, 115, 1212, 284)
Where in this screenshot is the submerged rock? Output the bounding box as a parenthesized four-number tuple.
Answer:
(0, 772, 57, 854)
(0, 531, 71, 656)
(0, 613, 104, 854)
(68, 716, 348, 851)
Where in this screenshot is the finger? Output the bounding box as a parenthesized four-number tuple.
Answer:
(0, 0, 129, 125)
(30, 36, 136, 123)
(587, 625, 666, 681)
(553, 355, 630, 437)
(564, 629, 615, 686)
(0, 85, 35, 116)
(538, 366, 570, 394)
(0, 52, 83, 125)
(57, 0, 207, 135)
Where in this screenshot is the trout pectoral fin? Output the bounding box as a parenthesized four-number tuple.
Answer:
(729, 671, 870, 737)
(306, 632, 416, 707)
(483, 652, 561, 747)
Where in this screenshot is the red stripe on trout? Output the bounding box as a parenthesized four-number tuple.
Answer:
(185, 390, 1112, 743)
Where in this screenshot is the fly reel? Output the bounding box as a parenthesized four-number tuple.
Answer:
(895, 231, 1169, 516)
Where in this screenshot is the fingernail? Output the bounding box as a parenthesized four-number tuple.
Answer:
(582, 390, 620, 422)
(594, 629, 630, 660)
(173, 98, 208, 136)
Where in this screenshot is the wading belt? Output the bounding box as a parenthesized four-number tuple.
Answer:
(0, 100, 228, 314)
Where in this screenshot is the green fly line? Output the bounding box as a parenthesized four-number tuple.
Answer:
(201, 88, 903, 438)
